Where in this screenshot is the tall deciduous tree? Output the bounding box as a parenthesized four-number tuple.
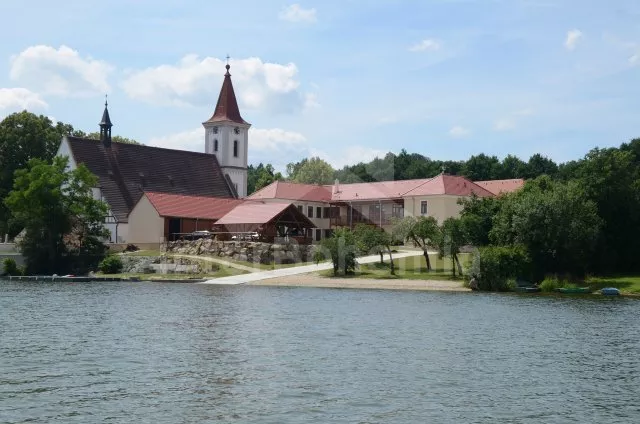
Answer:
(0, 112, 77, 236)
(393, 216, 439, 270)
(490, 176, 601, 280)
(5, 156, 110, 275)
(438, 217, 466, 277)
(288, 156, 335, 185)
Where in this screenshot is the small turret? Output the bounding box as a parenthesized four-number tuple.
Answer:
(100, 96, 113, 148)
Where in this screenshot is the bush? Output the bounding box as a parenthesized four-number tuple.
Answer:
(98, 255, 123, 274)
(2, 258, 21, 276)
(467, 245, 531, 291)
(314, 228, 357, 276)
(124, 244, 139, 252)
(539, 276, 574, 292)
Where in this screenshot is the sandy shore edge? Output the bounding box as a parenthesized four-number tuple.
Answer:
(250, 273, 470, 292)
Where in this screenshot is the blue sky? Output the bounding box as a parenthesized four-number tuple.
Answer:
(1, 0, 639, 172)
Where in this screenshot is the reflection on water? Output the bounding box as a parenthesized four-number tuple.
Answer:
(1, 281, 639, 423)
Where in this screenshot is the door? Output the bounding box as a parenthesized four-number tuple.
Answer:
(168, 218, 181, 241)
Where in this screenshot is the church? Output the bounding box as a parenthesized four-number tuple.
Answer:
(56, 63, 258, 245)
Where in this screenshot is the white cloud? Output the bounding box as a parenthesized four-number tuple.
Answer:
(9, 45, 113, 96)
(409, 39, 441, 52)
(146, 126, 308, 155)
(449, 126, 470, 137)
(565, 29, 583, 50)
(629, 54, 639, 65)
(122, 55, 310, 113)
(279, 4, 317, 23)
(0, 88, 48, 115)
(493, 119, 516, 131)
(310, 146, 388, 169)
(251, 128, 308, 151)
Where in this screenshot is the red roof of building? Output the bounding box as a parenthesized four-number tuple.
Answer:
(248, 181, 332, 202)
(331, 179, 430, 201)
(204, 64, 249, 125)
(403, 174, 494, 197)
(215, 202, 292, 225)
(475, 179, 524, 195)
(144, 192, 244, 220)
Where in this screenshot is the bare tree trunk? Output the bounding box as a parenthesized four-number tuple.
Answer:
(451, 256, 456, 278)
(388, 247, 395, 275)
(379, 249, 384, 264)
(454, 254, 463, 277)
(423, 249, 432, 271)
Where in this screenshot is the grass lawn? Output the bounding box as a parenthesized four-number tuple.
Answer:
(319, 253, 471, 281)
(586, 275, 640, 294)
(98, 265, 248, 281)
(119, 250, 163, 257)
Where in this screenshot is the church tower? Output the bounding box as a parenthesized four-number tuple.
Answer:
(203, 63, 250, 198)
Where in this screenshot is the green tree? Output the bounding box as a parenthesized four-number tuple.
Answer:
(524, 153, 558, 179)
(437, 217, 466, 277)
(0, 111, 77, 236)
(393, 216, 439, 271)
(462, 154, 501, 181)
(77, 131, 140, 144)
(499, 154, 527, 179)
(490, 176, 601, 280)
(313, 227, 357, 276)
(5, 156, 110, 275)
(288, 156, 335, 184)
(458, 195, 502, 246)
(352, 224, 395, 274)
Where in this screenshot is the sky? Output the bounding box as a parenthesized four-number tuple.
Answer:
(1, 0, 639, 172)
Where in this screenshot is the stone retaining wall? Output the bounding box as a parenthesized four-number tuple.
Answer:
(166, 239, 316, 265)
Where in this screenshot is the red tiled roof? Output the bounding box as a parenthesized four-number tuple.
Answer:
(403, 174, 494, 197)
(475, 179, 524, 195)
(145, 192, 244, 220)
(215, 202, 292, 225)
(331, 179, 429, 201)
(248, 181, 332, 202)
(204, 64, 249, 125)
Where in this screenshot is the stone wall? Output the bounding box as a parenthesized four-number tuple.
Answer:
(166, 239, 316, 265)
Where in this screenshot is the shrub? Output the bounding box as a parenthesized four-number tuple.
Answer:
(124, 244, 139, 252)
(98, 255, 124, 274)
(467, 245, 531, 291)
(2, 258, 21, 276)
(314, 228, 357, 276)
(539, 276, 573, 292)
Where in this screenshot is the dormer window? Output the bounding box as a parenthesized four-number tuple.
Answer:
(233, 140, 238, 157)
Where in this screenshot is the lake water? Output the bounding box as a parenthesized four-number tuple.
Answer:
(1, 280, 639, 423)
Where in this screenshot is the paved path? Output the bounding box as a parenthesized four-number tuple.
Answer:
(171, 254, 259, 273)
(198, 250, 425, 285)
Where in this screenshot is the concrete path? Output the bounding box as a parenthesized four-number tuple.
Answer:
(170, 254, 261, 273)
(198, 250, 425, 285)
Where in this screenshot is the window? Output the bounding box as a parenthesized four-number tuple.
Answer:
(233, 140, 238, 157)
(392, 203, 404, 218)
(325, 229, 333, 238)
(315, 229, 322, 241)
(420, 201, 428, 215)
(323, 207, 330, 218)
(316, 207, 322, 218)
(297, 205, 303, 213)
(307, 206, 313, 218)
(214, 139, 218, 152)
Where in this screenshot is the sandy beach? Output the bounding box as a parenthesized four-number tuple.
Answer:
(251, 273, 470, 292)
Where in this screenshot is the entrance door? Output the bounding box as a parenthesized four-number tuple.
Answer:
(168, 218, 181, 241)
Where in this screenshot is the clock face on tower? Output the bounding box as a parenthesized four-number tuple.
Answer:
(212, 126, 219, 134)
(234, 127, 240, 134)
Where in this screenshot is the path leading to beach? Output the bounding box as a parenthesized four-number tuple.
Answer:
(198, 250, 426, 285)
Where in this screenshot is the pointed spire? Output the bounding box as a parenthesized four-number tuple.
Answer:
(204, 61, 249, 125)
(100, 95, 113, 147)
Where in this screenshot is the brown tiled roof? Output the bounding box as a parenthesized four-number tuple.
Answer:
(145, 192, 244, 220)
(65, 136, 236, 222)
(248, 181, 332, 202)
(215, 202, 315, 232)
(403, 174, 495, 197)
(204, 64, 249, 125)
(331, 179, 430, 202)
(475, 179, 524, 195)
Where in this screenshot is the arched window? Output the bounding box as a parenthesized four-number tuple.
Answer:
(233, 140, 238, 157)
(214, 139, 218, 152)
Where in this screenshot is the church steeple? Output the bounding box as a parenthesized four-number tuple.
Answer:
(204, 63, 249, 125)
(99, 96, 113, 147)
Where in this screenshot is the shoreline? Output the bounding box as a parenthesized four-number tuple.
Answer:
(250, 273, 470, 292)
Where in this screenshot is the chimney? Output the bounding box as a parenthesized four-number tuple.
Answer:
(333, 179, 340, 194)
